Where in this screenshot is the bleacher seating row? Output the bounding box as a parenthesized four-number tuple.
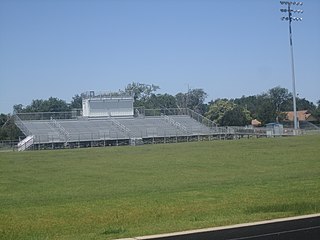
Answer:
(20, 115, 213, 144)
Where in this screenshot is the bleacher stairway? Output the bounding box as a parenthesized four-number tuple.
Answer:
(17, 135, 34, 151)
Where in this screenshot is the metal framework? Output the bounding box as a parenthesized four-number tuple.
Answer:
(280, 1, 303, 131)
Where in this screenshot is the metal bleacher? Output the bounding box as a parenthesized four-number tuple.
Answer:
(18, 116, 210, 143)
(119, 116, 188, 138)
(15, 111, 216, 148)
(170, 115, 212, 134)
(22, 121, 61, 143)
(59, 119, 128, 141)
(16, 107, 308, 150)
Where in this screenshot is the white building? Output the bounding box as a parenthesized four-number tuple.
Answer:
(82, 91, 134, 117)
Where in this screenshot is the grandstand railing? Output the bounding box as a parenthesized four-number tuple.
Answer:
(17, 135, 34, 151)
(49, 118, 70, 142)
(136, 108, 218, 129)
(163, 115, 189, 134)
(13, 114, 32, 136)
(299, 121, 320, 131)
(110, 117, 131, 137)
(14, 111, 82, 121)
(185, 108, 218, 129)
(81, 91, 134, 99)
(0, 140, 19, 151)
(14, 108, 215, 128)
(141, 108, 188, 116)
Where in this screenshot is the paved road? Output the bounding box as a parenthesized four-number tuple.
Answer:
(118, 214, 320, 240)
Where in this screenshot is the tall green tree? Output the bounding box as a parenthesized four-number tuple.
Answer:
(266, 87, 291, 122)
(0, 114, 22, 140)
(206, 99, 235, 123)
(13, 104, 24, 114)
(13, 97, 70, 113)
(176, 88, 207, 114)
(255, 95, 278, 124)
(268, 86, 291, 112)
(125, 82, 160, 104)
(312, 100, 320, 120)
(143, 94, 177, 109)
(206, 99, 251, 126)
(292, 97, 316, 111)
(233, 95, 260, 120)
(70, 94, 83, 109)
(233, 87, 296, 124)
(220, 106, 252, 126)
(0, 114, 7, 129)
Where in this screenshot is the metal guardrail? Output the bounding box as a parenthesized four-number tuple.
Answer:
(49, 118, 70, 143)
(163, 115, 189, 134)
(81, 91, 134, 99)
(14, 111, 80, 121)
(13, 114, 32, 136)
(17, 135, 34, 151)
(135, 108, 218, 129)
(0, 140, 19, 151)
(185, 108, 218, 129)
(110, 117, 131, 137)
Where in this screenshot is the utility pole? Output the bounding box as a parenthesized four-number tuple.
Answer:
(280, 1, 303, 132)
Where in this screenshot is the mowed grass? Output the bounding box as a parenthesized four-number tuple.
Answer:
(0, 135, 320, 239)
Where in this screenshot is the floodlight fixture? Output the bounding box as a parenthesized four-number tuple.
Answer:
(291, 9, 303, 13)
(280, 1, 303, 132)
(280, 1, 303, 5)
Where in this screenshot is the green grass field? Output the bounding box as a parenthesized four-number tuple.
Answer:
(0, 135, 320, 239)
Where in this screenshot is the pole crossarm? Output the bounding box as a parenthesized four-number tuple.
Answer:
(280, 1, 303, 5)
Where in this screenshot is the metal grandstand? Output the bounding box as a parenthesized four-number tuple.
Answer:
(13, 91, 310, 151)
(14, 108, 223, 150)
(14, 106, 304, 151)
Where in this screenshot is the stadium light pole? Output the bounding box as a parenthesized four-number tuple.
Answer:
(280, 1, 303, 132)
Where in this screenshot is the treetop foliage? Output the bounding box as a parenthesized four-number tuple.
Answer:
(125, 82, 160, 102)
(14, 97, 70, 113)
(205, 99, 252, 126)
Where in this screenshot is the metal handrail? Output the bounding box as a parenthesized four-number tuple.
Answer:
(13, 114, 32, 136)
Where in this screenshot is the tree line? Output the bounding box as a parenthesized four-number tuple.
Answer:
(1, 82, 319, 140)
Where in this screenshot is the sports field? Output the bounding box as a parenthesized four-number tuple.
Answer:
(0, 135, 320, 239)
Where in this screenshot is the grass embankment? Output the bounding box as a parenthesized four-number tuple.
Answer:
(0, 135, 320, 239)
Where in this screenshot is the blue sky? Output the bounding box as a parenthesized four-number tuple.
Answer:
(1, 0, 319, 114)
